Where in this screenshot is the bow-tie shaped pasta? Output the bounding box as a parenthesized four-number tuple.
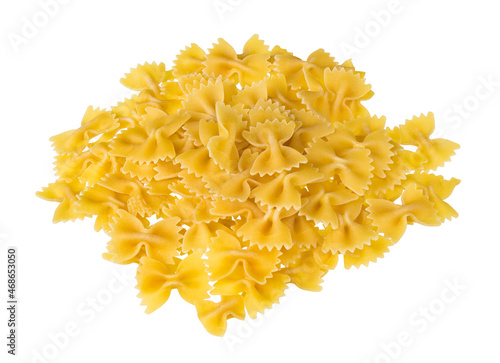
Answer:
(39, 35, 460, 336)
(280, 250, 329, 292)
(136, 251, 210, 313)
(388, 113, 460, 170)
(322, 199, 378, 253)
(408, 172, 460, 221)
(55, 142, 118, 184)
(110, 108, 189, 164)
(274, 49, 339, 91)
(298, 68, 372, 123)
(206, 102, 247, 172)
(299, 180, 358, 228)
(121, 62, 167, 93)
(50, 107, 118, 154)
(103, 210, 181, 265)
(243, 119, 307, 176)
(204, 37, 270, 87)
(237, 206, 295, 250)
(182, 77, 231, 124)
(207, 230, 281, 284)
(173, 44, 206, 77)
(265, 74, 306, 111)
(288, 108, 333, 150)
(306, 133, 374, 195)
(200, 149, 257, 202)
(36, 179, 89, 222)
(366, 183, 442, 242)
(211, 267, 290, 320)
(251, 165, 323, 210)
(195, 296, 246, 336)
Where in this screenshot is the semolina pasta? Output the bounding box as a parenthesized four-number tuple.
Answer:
(37, 35, 460, 336)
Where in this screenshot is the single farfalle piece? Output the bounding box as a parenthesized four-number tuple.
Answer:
(36, 179, 90, 222)
(55, 141, 118, 185)
(408, 171, 460, 221)
(243, 119, 307, 176)
(121, 62, 167, 93)
(366, 183, 442, 242)
(110, 108, 189, 164)
(274, 49, 339, 91)
(299, 180, 358, 229)
(388, 113, 460, 171)
(280, 250, 328, 292)
(204, 37, 270, 86)
(50, 107, 118, 154)
(136, 251, 211, 313)
(206, 102, 247, 172)
(195, 296, 246, 336)
(206, 229, 281, 284)
(103, 209, 181, 265)
(322, 199, 378, 253)
(38, 35, 460, 337)
(306, 133, 374, 195)
(210, 265, 290, 319)
(298, 68, 372, 123)
(173, 44, 206, 77)
(237, 206, 294, 250)
(251, 165, 323, 210)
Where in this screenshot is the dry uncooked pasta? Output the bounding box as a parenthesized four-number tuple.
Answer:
(38, 35, 460, 336)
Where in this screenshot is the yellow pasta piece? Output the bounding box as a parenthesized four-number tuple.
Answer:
(36, 179, 90, 222)
(231, 79, 268, 108)
(251, 165, 323, 210)
(299, 180, 358, 228)
(306, 136, 374, 195)
(243, 119, 307, 176)
(206, 102, 247, 172)
(265, 73, 306, 111)
(343, 236, 394, 269)
(210, 266, 290, 319)
(38, 35, 460, 336)
(50, 107, 118, 154)
(297, 68, 372, 123)
(204, 37, 270, 86)
(121, 62, 167, 93)
(136, 251, 211, 313)
(182, 221, 232, 253)
(366, 183, 442, 242)
(388, 113, 460, 170)
(207, 229, 281, 284)
(173, 44, 206, 78)
(195, 296, 246, 336)
(322, 199, 378, 253)
(237, 207, 293, 250)
(280, 251, 327, 292)
(408, 171, 460, 221)
(103, 210, 181, 265)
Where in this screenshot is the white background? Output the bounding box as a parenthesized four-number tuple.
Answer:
(1, 0, 499, 362)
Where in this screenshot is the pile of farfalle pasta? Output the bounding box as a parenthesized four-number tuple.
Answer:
(38, 35, 460, 336)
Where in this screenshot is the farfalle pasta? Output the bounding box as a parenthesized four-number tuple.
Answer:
(38, 35, 460, 336)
